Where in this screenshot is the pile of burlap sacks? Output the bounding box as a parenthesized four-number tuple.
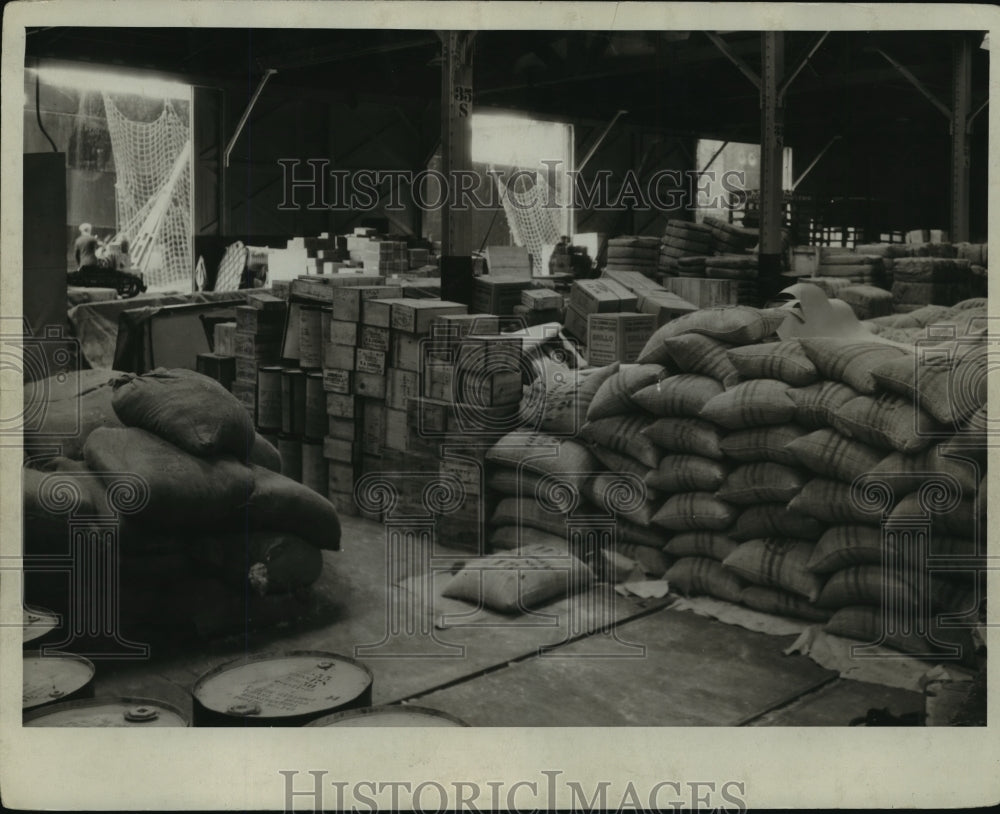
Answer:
(483, 301, 986, 664)
(22, 368, 340, 639)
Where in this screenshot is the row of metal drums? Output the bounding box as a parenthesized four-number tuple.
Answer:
(23, 607, 468, 728)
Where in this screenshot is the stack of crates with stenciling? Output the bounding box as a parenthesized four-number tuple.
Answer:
(230, 292, 287, 424)
(361, 239, 409, 276)
(411, 316, 525, 550)
(658, 219, 715, 278)
(359, 297, 471, 521)
(322, 284, 405, 518)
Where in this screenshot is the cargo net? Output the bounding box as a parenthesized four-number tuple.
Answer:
(103, 93, 192, 289)
(496, 167, 562, 275)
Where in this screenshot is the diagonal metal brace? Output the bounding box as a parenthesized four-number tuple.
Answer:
(870, 47, 952, 120)
(224, 68, 278, 168)
(705, 31, 761, 89)
(779, 32, 829, 100)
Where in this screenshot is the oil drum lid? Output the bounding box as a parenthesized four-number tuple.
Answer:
(22, 651, 95, 710)
(22, 606, 60, 645)
(193, 651, 373, 720)
(23, 697, 190, 727)
(305, 705, 469, 727)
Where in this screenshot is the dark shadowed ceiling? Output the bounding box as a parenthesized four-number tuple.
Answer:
(25, 27, 989, 144)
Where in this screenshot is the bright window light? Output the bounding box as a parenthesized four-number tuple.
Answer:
(471, 112, 573, 169)
(30, 64, 190, 100)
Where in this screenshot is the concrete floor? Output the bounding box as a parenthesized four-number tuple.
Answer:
(90, 514, 924, 726)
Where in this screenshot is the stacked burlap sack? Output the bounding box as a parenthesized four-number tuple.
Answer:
(704, 216, 759, 254)
(891, 257, 975, 311)
(659, 219, 715, 276)
(22, 368, 340, 639)
(604, 236, 661, 276)
(628, 304, 986, 664)
(488, 359, 672, 578)
(814, 250, 887, 287)
(864, 298, 987, 344)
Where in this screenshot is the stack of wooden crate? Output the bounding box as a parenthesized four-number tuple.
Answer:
(229, 292, 287, 422)
(407, 319, 523, 550)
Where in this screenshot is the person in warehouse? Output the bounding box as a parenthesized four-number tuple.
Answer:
(73, 222, 103, 272)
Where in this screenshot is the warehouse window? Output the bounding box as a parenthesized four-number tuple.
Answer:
(470, 112, 574, 272)
(24, 63, 193, 291)
(694, 139, 792, 224)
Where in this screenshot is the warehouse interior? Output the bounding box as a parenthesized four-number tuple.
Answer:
(20, 27, 988, 728)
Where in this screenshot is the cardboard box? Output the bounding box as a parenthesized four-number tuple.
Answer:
(362, 297, 411, 328)
(354, 372, 387, 399)
(570, 279, 638, 314)
(423, 362, 455, 401)
(327, 416, 357, 441)
(322, 342, 355, 370)
(331, 285, 404, 322)
(355, 348, 387, 377)
(235, 305, 284, 335)
(361, 400, 386, 455)
(322, 436, 356, 462)
(322, 368, 352, 394)
(196, 353, 236, 390)
(329, 319, 358, 346)
(471, 277, 533, 315)
(326, 393, 356, 419)
(439, 457, 484, 496)
(387, 368, 421, 411)
(483, 246, 531, 278)
(392, 331, 424, 372)
(429, 313, 500, 345)
(358, 325, 390, 353)
(290, 274, 386, 303)
(247, 291, 286, 311)
(455, 334, 523, 371)
(601, 269, 665, 295)
(234, 332, 282, 361)
(383, 408, 409, 452)
(521, 288, 564, 311)
(562, 302, 589, 343)
(637, 289, 701, 325)
(390, 300, 469, 334)
(586, 312, 657, 366)
(234, 357, 257, 385)
(213, 322, 237, 357)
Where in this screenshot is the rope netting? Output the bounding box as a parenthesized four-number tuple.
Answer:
(103, 94, 192, 289)
(496, 167, 563, 275)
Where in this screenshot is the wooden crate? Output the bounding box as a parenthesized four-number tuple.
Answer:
(586, 313, 656, 366)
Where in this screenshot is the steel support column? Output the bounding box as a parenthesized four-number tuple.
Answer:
(759, 32, 785, 293)
(439, 31, 476, 257)
(951, 35, 972, 243)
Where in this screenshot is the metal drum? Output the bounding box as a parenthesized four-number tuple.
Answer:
(256, 365, 284, 431)
(191, 651, 373, 727)
(304, 371, 326, 440)
(305, 705, 469, 727)
(281, 368, 307, 436)
(23, 696, 190, 727)
(22, 605, 60, 648)
(23, 651, 95, 711)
